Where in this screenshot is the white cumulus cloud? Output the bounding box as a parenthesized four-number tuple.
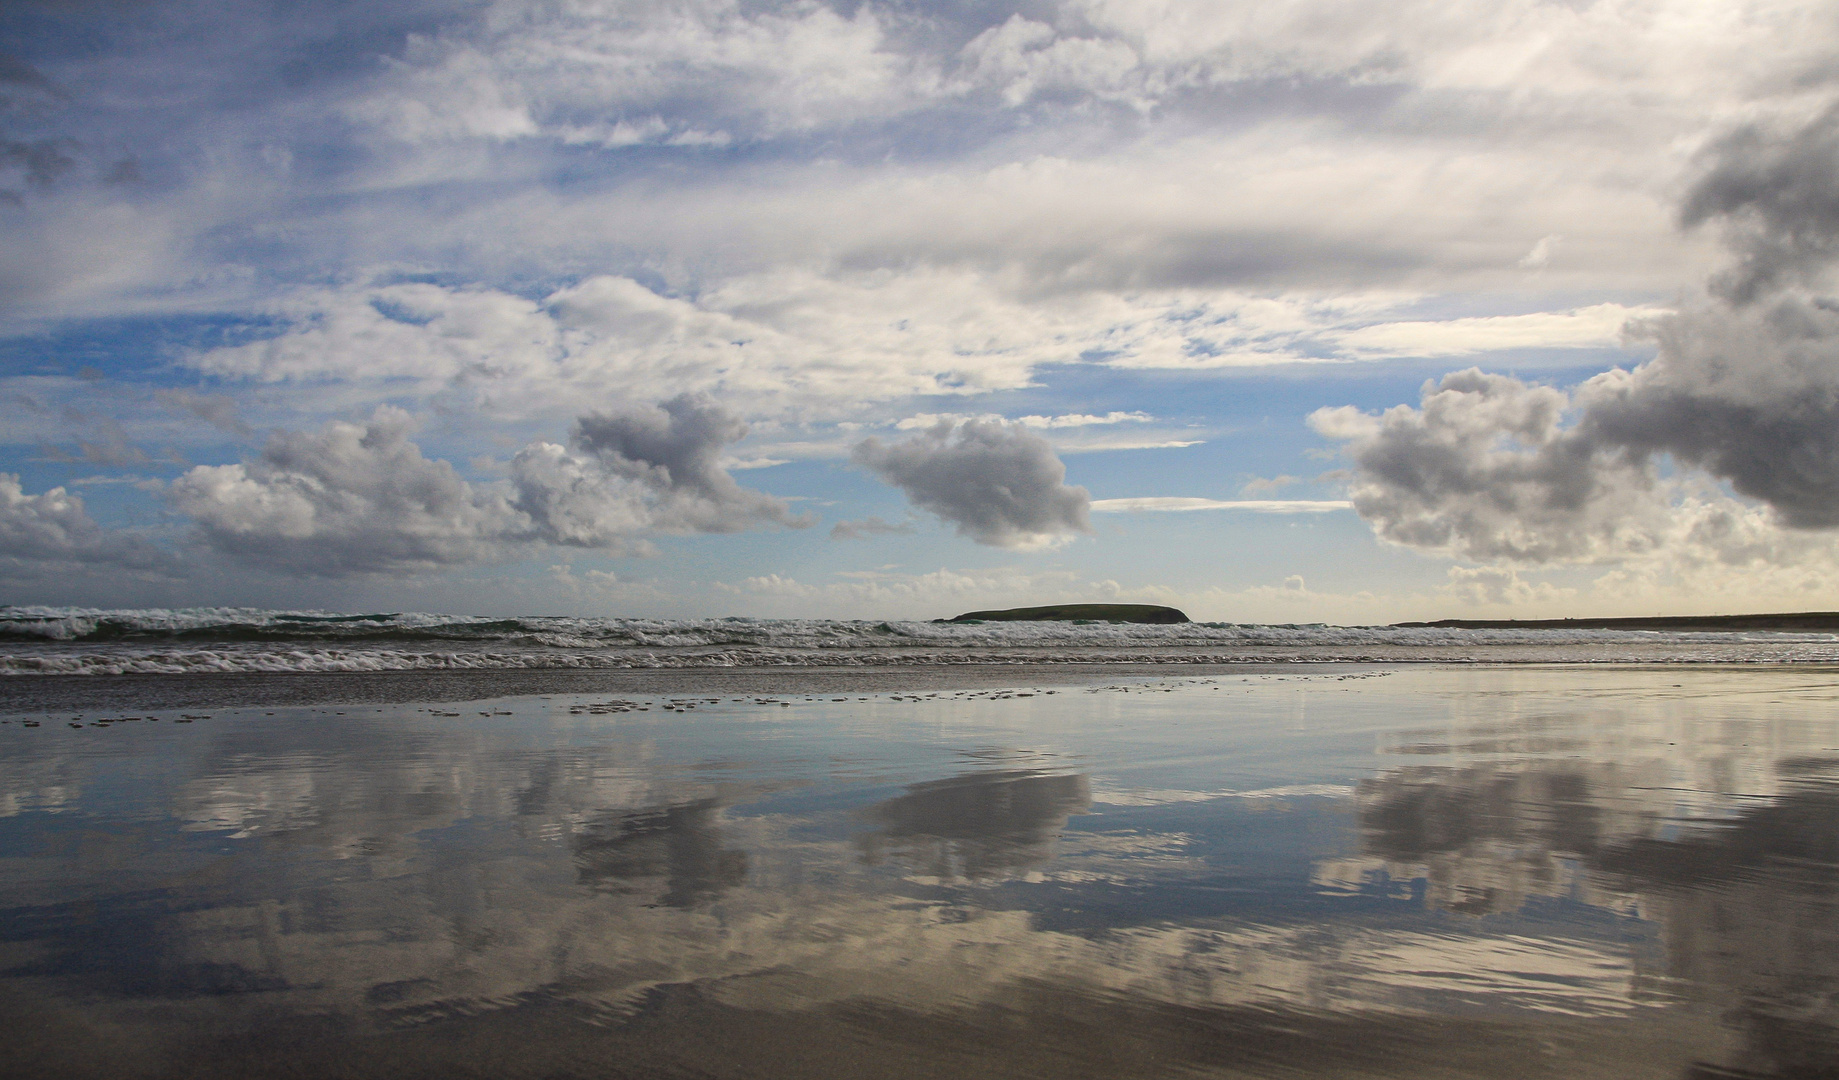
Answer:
(169, 397, 803, 575)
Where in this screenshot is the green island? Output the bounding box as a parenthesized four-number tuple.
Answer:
(1394, 611, 1839, 631)
(939, 604, 1191, 624)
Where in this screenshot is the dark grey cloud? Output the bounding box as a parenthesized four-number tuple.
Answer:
(1582, 297, 1839, 529)
(1317, 105, 1839, 564)
(565, 394, 803, 534)
(0, 53, 81, 203)
(0, 138, 74, 188)
(0, 55, 60, 97)
(1682, 105, 1839, 303)
(851, 418, 1090, 548)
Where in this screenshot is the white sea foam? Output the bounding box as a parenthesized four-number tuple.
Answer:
(4, 605, 1839, 673)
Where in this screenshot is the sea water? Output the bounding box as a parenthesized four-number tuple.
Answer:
(6, 605, 1839, 672)
(3, 665, 1837, 1077)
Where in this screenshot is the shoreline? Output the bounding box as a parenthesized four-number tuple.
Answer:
(5, 659, 1839, 712)
(1397, 611, 1839, 631)
(0, 663, 1348, 712)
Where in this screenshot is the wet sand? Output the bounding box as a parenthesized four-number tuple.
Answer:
(3, 665, 1838, 1078)
(0, 663, 1325, 713)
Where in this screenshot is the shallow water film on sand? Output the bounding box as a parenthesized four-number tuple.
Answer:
(4, 666, 1839, 1078)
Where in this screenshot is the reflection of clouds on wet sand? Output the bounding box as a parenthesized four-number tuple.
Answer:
(1343, 727, 1839, 1077)
(7, 672, 1839, 1078)
(1322, 763, 1655, 916)
(0, 754, 79, 817)
(1597, 781, 1839, 1079)
(856, 769, 1090, 880)
(18, 777, 1664, 1043)
(1089, 782, 1356, 807)
(575, 798, 749, 907)
(0, 720, 1662, 1038)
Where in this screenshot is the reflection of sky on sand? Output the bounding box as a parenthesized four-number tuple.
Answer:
(1310, 673, 1839, 1078)
(3, 669, 1839, 1076)
(857, 770, 1092, 881)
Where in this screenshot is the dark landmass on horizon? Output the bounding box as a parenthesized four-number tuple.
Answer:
(941, 604, 1191, 624)
(1394, 611, 1839, 631)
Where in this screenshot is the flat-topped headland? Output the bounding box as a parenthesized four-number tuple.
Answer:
(1395, 611, 1839, 631)
(940, 604, 1191, 624)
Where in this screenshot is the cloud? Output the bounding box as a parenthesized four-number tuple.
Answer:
(1329, 303, 1666, 359)
(1585, 297, 1839, 529)
(732, 571, 808, 596)
(895, 410, 1154, 431)
(169, 406, 529, 574)
(1239, 474, 1302, 494)
(1441, 566, 1575, 607)
(0, 55, 60, 100)
(1016, 411, 1154, 428)
(555, 394, 805, 535)
(887, 410, 1199, 453)
(8, 0, 1839, 609)
(2, 0, 1815, 337)
(169, 398, 800, 575)
(351, 0, 927, 147)
(1091, 497, 1351, 514)
(0, 139, 76, 190)
(1681, 104, 1839, 303)
(1309, 369, 1669, 563)
(155, 388, 251, 436)
(184, 271, 1066, 415)
(0, 473, 172, 572)
(36, 414, 157, 467)
(1315, 313, 1839, 560)
(1518, 235, 1561, 270)
(829, 516, 915, 541)
(957, 16, 1139, 109)
(1314, 100, 1839, 571)
(850, 419, 1091, 549)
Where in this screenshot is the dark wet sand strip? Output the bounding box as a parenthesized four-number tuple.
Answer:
(0, 663, 1373, 713)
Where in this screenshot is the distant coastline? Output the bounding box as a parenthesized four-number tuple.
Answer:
(1394, 611, 1839, 632)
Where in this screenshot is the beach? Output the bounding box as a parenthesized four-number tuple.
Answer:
(12, 0, 1839, 1074)
(6, 633, 1839, 1078)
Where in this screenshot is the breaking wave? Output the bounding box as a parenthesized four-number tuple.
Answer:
(3, 605, 1838, 674)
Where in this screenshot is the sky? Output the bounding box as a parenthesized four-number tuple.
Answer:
(2, 0, 1838, 622)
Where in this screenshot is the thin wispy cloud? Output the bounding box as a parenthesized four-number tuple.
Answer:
(1091, 498, 1351, 514)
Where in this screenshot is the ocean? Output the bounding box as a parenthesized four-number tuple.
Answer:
(4, 608, 1839, 1078)
(7, 604, 1839, 673)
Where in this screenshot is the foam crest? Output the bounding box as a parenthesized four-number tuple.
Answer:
(5, 605, 1839, 673)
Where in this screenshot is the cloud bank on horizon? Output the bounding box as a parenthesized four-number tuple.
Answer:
(2, 0, 1838, 620)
